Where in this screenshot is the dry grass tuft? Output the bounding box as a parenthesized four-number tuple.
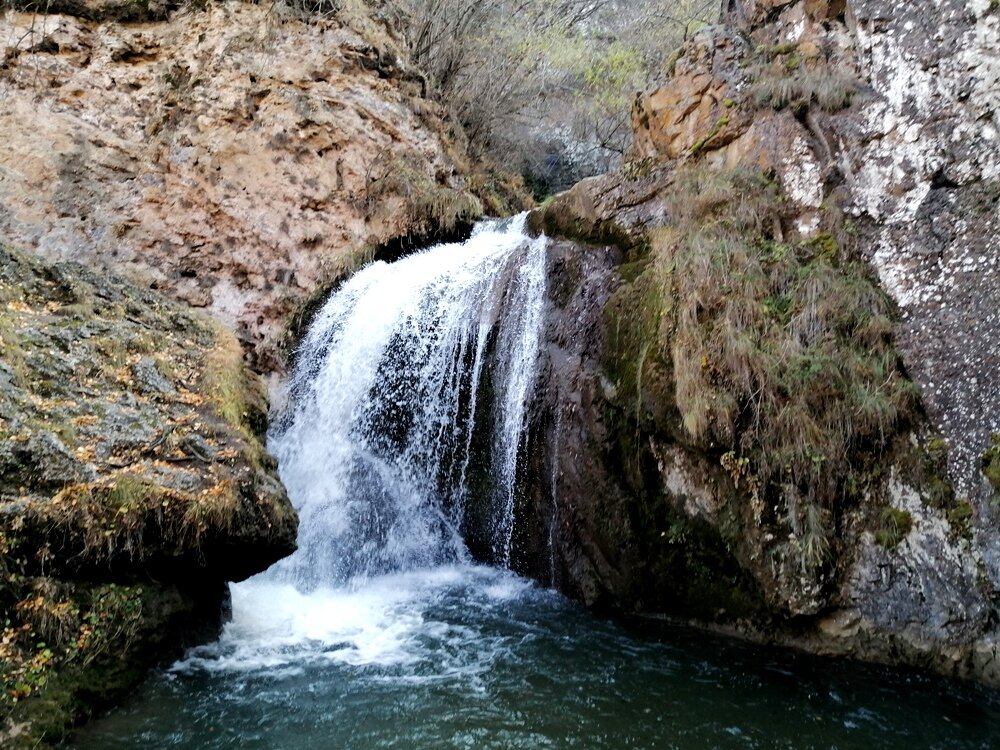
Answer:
(363, 152, 484, 234)
(607, 166, 920, 572)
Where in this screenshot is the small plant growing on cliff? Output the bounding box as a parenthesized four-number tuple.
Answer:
(752, 67, 858, 113)
(361, 151, 484, 234)
(875, 507, 913, 549)
(983, 435, 1000, 500)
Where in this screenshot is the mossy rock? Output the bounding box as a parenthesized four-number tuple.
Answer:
(875, 507, 913, 549)
(553, 164, 930, 615)
(527, 184, 638, 252)
(0, 244, 296, 745)
(982, 435, 1000, 496)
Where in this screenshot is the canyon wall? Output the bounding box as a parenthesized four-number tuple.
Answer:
(521, 0, 1000, 685)
(0, 0, 523, 372)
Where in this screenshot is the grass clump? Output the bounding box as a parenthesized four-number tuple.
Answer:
(363, 153, 484, 235)
(203, 325, 269, 441)
(752, 67, 858, 113)
(607, 166, 919, 574)
(33, 475, 238, 563)
(875, 507, 913, 549)
(947, 501, 974, 537)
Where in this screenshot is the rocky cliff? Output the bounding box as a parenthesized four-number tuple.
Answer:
(0, 243, 296, 746)
(522, 0, 1000, 685)
(0, 0, 525, 372)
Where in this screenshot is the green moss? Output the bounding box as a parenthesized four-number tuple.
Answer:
(602, 267, 669, 422)
(645, 507, 767, 621)
(875, 508, 913, 548)
(768, 42, 798, 57)
(983, 434, 1000, 493)
(800, 232, 839, 262)
(2, 582, 168, 748)
(0, 242, 292, 746)
(784, 54, 802, 72)
(925, 476, 955, 510)
(927, 436, 950, 464)
(527, 196, 638, 253)
(947, 501, 974, 536)
(465, 166, 533, 217)
(690, 116, 731, 155)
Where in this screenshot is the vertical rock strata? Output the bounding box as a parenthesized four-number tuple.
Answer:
(524, 0, 1000, 685)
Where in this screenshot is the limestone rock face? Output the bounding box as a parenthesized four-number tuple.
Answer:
(0, 1, 501, 371)
(523, 0, 1000, 686)
(0, 244, 296, 746)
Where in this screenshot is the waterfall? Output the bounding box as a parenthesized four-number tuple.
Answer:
(268, 215, 547, 590)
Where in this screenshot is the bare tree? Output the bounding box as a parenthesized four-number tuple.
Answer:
(386, 0, 719, 193)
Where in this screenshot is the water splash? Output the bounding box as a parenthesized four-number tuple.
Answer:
(268, 215, 547, 589)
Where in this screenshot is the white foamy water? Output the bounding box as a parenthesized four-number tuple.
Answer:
(175, 565, 537, 683)
(268, 214, 546, 589)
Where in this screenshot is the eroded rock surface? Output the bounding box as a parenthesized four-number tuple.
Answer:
(0, 1, 520, 371)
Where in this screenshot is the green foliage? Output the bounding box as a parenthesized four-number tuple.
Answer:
(388, 0, 718, 186)
(0, 580, 143, 707)
(875, 508, 913, 549)
(983, 434, 1000, 496)
(603, 263, 668, 417)
(576, 41, 649, 122)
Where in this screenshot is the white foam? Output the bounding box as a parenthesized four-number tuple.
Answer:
(175, 566, 536, 682)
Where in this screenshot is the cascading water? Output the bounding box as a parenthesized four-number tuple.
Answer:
(268, 214, 546, 589)
(70, 217, 1000, 750)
